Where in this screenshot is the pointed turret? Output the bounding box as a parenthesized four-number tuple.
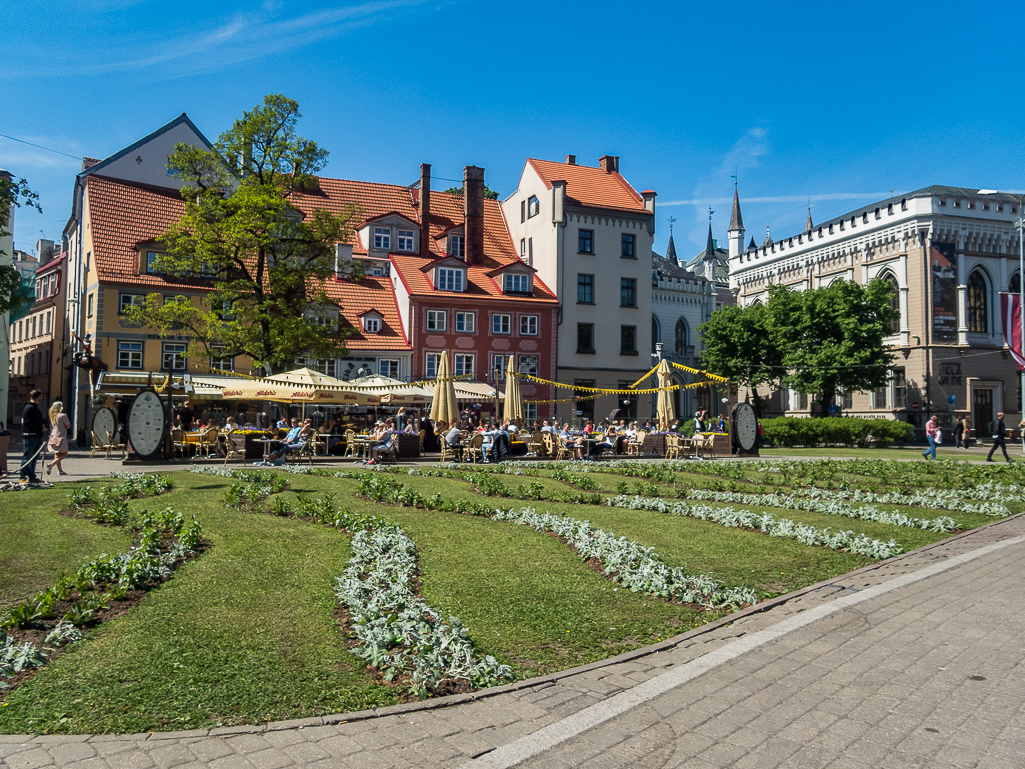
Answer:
(805, 206, 814, 233)
(762, 225, 773, 247)
(704, 222, 716, 261)
(729, 186, 744, 232)
(748, 236, 757, 250)
(665, 232, 678, 266)
(727, 184, 745, 260)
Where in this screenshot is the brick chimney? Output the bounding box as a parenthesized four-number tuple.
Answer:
(419, 163, 431, 257)
(565, 154, 576, 165)
(598, 155, 619, 174)
(464, 165, 485, 266)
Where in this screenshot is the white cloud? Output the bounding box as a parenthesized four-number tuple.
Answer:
(14, 0, 449, 77)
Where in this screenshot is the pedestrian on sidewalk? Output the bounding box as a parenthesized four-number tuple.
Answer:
(45, 401, 72, 476)
(923, 414, 939, 460)
(953, 417, 965, 449)
(987, 412, 1014, 463)
(20, 390, 45, 484)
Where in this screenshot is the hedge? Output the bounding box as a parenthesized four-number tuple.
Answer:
(760, 416, 914, 448)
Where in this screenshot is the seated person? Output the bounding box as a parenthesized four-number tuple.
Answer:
(366, 419, 396, 464)
(445, 424, 466, 455)
(262, 420, 312, 464)
(223, 416, 238, 434)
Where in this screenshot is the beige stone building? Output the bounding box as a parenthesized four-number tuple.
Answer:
(729, 186, 1023, 436)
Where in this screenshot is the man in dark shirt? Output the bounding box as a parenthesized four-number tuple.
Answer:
(21, 389, 45, 484)
(986, 412, 1014, 464)
(175, 400, 195, 431)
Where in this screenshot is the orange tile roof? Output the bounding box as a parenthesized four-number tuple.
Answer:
(294, 178, 557, 303)
(527, 158, 649, 213)
(323, 275, 409, 350)
(85, 175, 199, 289)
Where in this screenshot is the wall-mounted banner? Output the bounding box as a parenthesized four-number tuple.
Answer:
(931, 241, 958, 343)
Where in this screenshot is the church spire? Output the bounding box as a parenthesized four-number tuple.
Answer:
(705, 206, 715, 261)
(805, 200, 814, 232)
(665, 232, 678, 265)
(729, 185, 744, 232)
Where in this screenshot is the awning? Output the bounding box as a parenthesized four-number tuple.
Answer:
(96, 372, 223, 401)
(423, 380, 496, 401)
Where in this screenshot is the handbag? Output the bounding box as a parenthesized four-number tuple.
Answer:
(935, 430, 942, 443)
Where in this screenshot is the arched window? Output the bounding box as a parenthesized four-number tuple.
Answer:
(880, 271, 900, 333)
(675, 318, 688, 356)
(1010, 272, 1021, 293)
(651, 315, 661, 355)
(967, 270, 989, 333)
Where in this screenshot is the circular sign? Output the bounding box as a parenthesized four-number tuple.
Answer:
(732, 402, 758, 452)
(92, 407, 117, 445)
(126, 389, 166, 459)
(912, 401, 920, 411)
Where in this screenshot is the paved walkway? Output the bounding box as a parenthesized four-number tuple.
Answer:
(3, 484, 1024, 767)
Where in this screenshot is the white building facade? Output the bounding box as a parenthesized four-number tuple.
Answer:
(729, 185, 1024, 435)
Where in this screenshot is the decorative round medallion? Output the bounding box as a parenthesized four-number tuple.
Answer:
(732, 402, 758, 452)
(92, 407, 117, 445)
(127, 389, 166, 459)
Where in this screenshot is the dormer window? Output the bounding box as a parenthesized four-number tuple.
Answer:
(305, 305, 340, 331)
(504, 273, 531, 294)
(146, 250, 166, 274)
(373, 227, 391, 250)
(436, 267, 465, 292)
(449, 234, 465, 259)
(397, 229, 415, 251)
(362, 315, 382, 334)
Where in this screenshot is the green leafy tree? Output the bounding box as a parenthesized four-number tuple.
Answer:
(443, 184, 499, 200)
(766, 279, 898, 417)
(698, 302, 782, 411)
(125, 94, 362, 374)
(0, 175, 41, 315)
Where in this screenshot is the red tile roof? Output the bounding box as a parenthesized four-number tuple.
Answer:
(527, 158, 649, 213)
(293, 178, 557, 303)
(85, 175, 196, 289)
(323, 275, 409, 351)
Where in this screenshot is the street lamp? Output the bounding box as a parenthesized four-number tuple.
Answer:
(981, 190, 1025, 453)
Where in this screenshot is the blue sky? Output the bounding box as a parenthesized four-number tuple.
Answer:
(3, 0, 1023, 262)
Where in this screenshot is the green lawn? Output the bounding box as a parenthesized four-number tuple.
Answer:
(1, 458, 1016, 734)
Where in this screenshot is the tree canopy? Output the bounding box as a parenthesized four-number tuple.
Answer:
(0, 175, 41, 316)
(444, 184, 499, 200)
(126, 94, 362, 374)
(699, 279, 898, 416)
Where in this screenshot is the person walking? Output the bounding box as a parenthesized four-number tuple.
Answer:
(986, 412, 1014, 463)
(45, 401, 72, 476)
(922, 414, 939, 460)
(20, 390, 45, 484)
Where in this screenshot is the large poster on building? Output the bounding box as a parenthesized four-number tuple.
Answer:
(932, 242, 958, 343)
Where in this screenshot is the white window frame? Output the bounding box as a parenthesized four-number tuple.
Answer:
(209, 349, 234, 372)
(490, 354, 507, 380)
(118, 341, 143, 370)
(527, 195, 540, 218)
(504, 273, 530, 294)
(119, 293, 145, 315)
(436, 267, 465, 292)
(426, 309, 447, 331)
(425, 352, 441, 379)
(517, 354, 539, 377)
(492, 313, 511, 335)
(162, 342, 187, 371)
(397, 229, 415, 251)
(379, 359, 400, 378)
(455, 311, 476, 333)
(519, 314, 538, 336)
(449, 234, 465, 259)
(373, 227, 391, 250)
(363, 316, 381, 333)
(454, 353, 474, 378)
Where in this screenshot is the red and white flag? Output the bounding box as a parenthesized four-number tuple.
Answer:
(1001, 292, 1025, 370)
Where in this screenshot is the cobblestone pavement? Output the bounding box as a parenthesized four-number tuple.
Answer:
(3, 462, 1025, 767)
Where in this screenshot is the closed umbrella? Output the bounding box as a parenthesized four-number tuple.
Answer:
(503, 355, 524, 424)
(656, 358, 675, 430)
(429, 352, 459, 427)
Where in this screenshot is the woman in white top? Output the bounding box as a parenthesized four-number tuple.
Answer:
(46, 401, 72, 476)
